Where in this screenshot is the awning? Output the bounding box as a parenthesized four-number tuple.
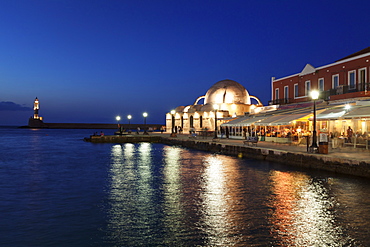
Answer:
(238, 115, 269, 126)
(221, 116, 250, 126)
(254, 115, 287, 126)
(221, 115, 269, 127)
(271, 113, 311, 125)
(315, 108, 346, 120)
(343, 106, 370, 118)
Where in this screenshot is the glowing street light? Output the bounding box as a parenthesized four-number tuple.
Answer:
(143, 112, 148, 124)
(127, 115, 132, 133)
(345, 104, 351, 111)
(310, 90, 319, 152)
(143, 112, 148, 134)
(213, 104, 219, 139)
(116, 116, 121, 134)
(170, 110, 176, 134)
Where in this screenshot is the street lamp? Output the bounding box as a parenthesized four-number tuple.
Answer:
(310, 90, 319, 152)
(127, 115, 132, 133)
(116, 116, 121, 134)
(213, 104, 219, 139)
(170, 110, 176, 134)
(345, 104, 351, 112)
(143, 112, 148, 124)
(143, 112, 148, 134)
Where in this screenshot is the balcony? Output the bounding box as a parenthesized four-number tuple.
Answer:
(269, 82, 370, 105)
(268, 98, 293, 105)
(321, 82, 370, 101)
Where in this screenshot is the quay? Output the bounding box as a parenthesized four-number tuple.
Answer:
(85, 134, 162, 143)
(84, 132, 370, 179)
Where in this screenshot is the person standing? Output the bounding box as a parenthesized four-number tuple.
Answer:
(332, 128, 339, 148)
(347, 126, 353, 143)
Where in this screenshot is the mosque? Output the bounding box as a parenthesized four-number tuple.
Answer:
(166, 79, 263, 134)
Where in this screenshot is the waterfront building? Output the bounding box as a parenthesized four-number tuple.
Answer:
(271, 47, 370, 105)
(222, 47, 370, 147)
(166, 79, 263, 135)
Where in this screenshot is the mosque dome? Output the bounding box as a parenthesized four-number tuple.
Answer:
(204, 79, 251, 105)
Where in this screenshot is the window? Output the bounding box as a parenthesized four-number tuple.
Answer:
(275, 88, 279, 101)
(284, 86, 289, 100)
(318, 78, 324, 91)
(294, 83, 299, 98)
(332, 74, 339, 89)
(348, 71, 356, 89)
(305, 80, 310, 96)
(359, 68, 367, 91)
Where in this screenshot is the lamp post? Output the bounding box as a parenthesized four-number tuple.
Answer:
(310, 90, 319, 152)
(143, 112, 148, 134)
(116, 116, 121, 134)
(170, 110, 177, 137)
(127, 115, 132, 133)
(170, 110, 176, 134)
(213, 104, 219, 139)
(143, 112, 148, 125)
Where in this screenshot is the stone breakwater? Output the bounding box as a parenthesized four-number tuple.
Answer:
(85, 135, 370, 179)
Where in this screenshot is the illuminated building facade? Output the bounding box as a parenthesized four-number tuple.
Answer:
(271, 47, 370, 105)
(216, 47, 370, 145)
(166, 79, 262, 133)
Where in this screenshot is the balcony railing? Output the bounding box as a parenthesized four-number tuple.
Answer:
(268, 98, 293, 105)
(269, 82, 370, 105)
(321, 82, 370, 100)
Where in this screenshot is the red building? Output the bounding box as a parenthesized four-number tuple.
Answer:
(271, 47, 370, 105)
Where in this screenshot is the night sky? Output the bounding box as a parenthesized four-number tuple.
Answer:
(1, 0, 370, 126)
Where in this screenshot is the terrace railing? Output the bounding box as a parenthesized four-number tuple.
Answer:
(270, 82, 370, 105)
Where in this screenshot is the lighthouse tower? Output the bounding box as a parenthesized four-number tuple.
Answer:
(33, 97, 40, 119)
(28, 97, 45, 127)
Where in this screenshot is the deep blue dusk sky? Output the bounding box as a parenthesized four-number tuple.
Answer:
(1, 0, 370, 125)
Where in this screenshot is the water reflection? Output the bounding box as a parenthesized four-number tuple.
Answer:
(268, 171, 354, 246)
(107, 143, 159, 244)
(201, 155, 229, 245)
(162, 146, 185, 243)
(105, 143, 363, 246)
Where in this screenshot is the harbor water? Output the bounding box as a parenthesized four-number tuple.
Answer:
(1, 127, 370, 246)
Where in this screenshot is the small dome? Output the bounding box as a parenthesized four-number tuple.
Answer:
(204, 79, 251, 105)
(186, 105, 203, 113)
(175, 106, 185, 112)
(200, 104, 215, 112)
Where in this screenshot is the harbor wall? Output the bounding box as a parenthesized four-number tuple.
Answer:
(87, 135, 162, 143)
(84, 135, 370, 178)
(27, 118, 163, 129)
(159, 137, 370, 179)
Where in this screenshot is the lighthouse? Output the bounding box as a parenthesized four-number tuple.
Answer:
(28, 97, 45, 128)
(33, 97, 40, 119)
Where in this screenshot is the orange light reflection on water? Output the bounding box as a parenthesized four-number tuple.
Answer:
(268, 171, 351, 246)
